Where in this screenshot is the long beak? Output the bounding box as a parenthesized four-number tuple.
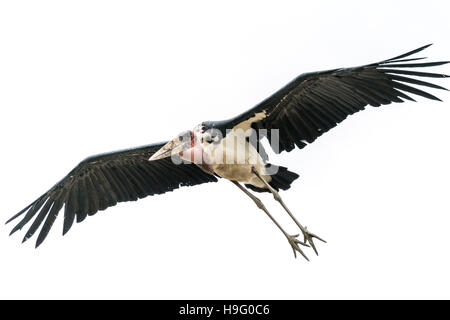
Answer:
(149, 138, 190, 161)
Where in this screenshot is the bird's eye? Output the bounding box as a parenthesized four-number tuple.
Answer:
(178, 131, 191, 142)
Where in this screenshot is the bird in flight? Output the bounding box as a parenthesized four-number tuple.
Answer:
(7, 44, 448, 260)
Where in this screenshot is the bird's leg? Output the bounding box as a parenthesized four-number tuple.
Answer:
(230, 180, 310, 260)
(251, 167, 326, 255)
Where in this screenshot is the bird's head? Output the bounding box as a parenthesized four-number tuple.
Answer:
(148, 124, 222, 163)
(148, 130, 193, 161)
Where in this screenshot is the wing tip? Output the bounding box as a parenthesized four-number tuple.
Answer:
(5, 217, 16, 225)
(386, 43, 435, 63)
(9, 227, 19, 236)
(5, 200, 37, 225)
(62, 225, 71, 236)
(35, 238, 44, 249)
(417, 43, 433, 52)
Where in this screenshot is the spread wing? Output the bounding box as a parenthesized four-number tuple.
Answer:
(7, 142, 218, 247)
(207, 44, 449, 153)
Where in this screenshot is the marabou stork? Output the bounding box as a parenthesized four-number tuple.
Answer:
(7, 44, 449, 260)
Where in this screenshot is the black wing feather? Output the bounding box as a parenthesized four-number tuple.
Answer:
(63, 182, 78, 235)
(207, 44, 448, 153)
(7, 142, 218, 247)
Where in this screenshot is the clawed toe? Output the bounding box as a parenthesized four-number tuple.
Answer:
(287, 234, 310, 261)
(302, 226, 326, 256)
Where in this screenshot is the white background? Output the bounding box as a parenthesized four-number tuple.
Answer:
(1, 0, 449, 299)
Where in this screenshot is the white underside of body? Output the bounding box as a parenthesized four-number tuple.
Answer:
(202, 129, 271, 188)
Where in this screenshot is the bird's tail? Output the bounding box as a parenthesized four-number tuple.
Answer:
(245, 165, 299, 193)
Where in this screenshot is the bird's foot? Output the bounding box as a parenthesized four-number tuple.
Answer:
(287, 234, 310, 260)
(301, 226, 326, 256)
